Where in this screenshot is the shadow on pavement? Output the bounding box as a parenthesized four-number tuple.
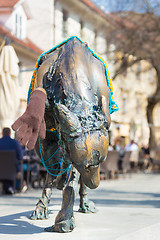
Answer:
(88, 189, 160, 208)
(0, 210, 44, 235)
(91, 198, 160, 208)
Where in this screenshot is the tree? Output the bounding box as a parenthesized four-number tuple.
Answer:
(106, 0, 160, 149)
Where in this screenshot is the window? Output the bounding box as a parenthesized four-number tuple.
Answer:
(80, 20, 84, 39)
(122, 95, 127, 114)
(19, 16, 22, 38)
(15, 13, 23, 39)
(62, 9, 68, 38)
(123, 69, 127, 77)
(137, 62, 141, 80)
(15, 14, 18, 37)
(94, 31, 97, 51)
(149, 68, 154, 84)
(18, 62, 23, 87)
(136, 98, 141, 115)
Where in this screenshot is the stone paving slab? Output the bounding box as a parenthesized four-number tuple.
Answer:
(1, 173, 160, 240)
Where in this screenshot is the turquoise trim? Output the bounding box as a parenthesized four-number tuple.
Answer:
(43, 146, 60, 164)
(38, 137, 70, 177)
(28, 36, 119, 177)
(27, 36, 118, 114)
(86, 46, 119, 114)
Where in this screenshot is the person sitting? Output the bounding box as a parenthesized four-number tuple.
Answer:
(0, 127, 23, 194)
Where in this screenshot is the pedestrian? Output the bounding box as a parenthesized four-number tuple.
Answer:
(0, 127, 23, 194)
(108, 143, 114, 151)
(141, 144, 153, 171)
(124, 140, 138, 151)
(125, 140, 139, 170)
(114, 138, 125, 170)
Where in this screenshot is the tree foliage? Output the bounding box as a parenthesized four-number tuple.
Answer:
(107, 1, 160, 149)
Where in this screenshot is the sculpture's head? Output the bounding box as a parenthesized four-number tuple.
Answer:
(34, 37, 118, 189)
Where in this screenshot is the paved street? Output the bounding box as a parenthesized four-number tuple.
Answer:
(1, 173, 160, 240)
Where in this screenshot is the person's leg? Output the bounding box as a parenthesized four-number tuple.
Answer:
(3, 180, 14, 194)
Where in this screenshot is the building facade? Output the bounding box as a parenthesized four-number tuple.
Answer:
(112, 60, 159, 146)
(0, 0, 42, 133)
(0, 0, 159, 145)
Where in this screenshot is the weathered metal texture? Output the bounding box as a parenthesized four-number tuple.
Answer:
(30, 172, 97, 221)
(32, 37, 111, 232)
(37, 37, 110, 189)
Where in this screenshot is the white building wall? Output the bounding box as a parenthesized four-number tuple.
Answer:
(2, 13, 14, 32)
(54, 1, 107, 56)
(82, 23, 95, 49)
(12, 5, 27, 39)
(25, 0, 109, 56)
(96, 34, 107, 55)
(26, 0, 54, 51)
(0, 13, 10, 26)
(54, 3, 63, 44)
(67, 14, 80, 38)
(1, 5, 27, 40)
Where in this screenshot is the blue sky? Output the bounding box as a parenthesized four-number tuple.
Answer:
(91, 0, 160, 14)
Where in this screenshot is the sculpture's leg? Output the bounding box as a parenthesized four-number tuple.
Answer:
(78, 176, 97, 213)
(30, 131, 60, 220)
(30, 173, 53, 220)
(45, 167, 80, 233)
(55, 162, 71, 190)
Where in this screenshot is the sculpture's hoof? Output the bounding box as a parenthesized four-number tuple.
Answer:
(29, 207, 50, 220)
(45, 216, 76, 233)
(78, 199, 98, 213)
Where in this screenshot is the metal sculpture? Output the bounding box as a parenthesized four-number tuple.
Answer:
(30, 172, 97, 221)
(12, 36, 118, 232)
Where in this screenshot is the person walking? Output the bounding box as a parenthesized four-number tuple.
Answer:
(125, 140, 139, 171)
(0, 127, 23, 194)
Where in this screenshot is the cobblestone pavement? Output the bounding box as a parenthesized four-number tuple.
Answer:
(1, 173, 160, 240)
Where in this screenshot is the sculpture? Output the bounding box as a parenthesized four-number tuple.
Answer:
(12, 36, 118, 232)
(29, 171, 98, 221)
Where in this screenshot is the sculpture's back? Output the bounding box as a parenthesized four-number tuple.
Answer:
(12, 36, 118, 232)
(39, 37, 112, 188)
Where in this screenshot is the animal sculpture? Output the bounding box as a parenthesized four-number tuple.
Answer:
(12, 36, 118, 232)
